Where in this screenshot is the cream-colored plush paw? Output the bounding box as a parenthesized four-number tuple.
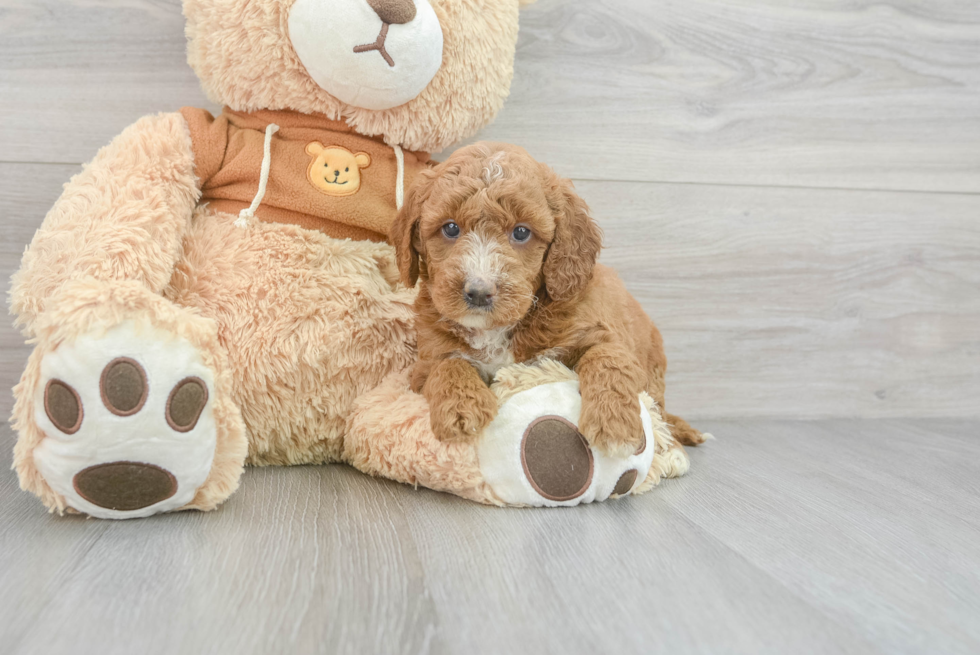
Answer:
(346, 360, 686, 508)
(31, 319, 222, 519)
(478, 377, 661, 507)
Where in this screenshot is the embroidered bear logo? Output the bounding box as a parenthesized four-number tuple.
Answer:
(305, 142, 372, 197)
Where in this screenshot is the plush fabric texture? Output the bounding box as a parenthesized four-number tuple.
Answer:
(10, 112, 200, 336)
(493, 360, 689, 495)
(288, 0, 444, 110)
(180, 107, 431, 240)
(165, 209, 418, 466)
(345, 368, 501, 505)
(32, 319, 220, 519)
(346, 359, 687, 507)
(183, 0, 520, 153)
(11, 279, 248, 514)
(477, 379, 657, 507)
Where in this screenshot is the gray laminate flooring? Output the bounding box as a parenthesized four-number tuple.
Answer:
(2, 419, 977, 655)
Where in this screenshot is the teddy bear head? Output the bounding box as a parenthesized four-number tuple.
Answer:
(183, 0, 530, 153)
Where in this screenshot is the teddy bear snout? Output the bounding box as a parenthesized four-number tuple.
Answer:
(367, 0, 417, 25)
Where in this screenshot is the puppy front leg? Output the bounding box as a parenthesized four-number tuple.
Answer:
(423, 358, 498, 444)
(576, 343, 648, 458)
(409, 359, 434, 394)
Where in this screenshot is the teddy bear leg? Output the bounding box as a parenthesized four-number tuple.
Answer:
(12, 280, 248, 518)
(163, 214, 422, 467)
(476, 365, 662, 507)
(345, 369, 503, 505)
(346, 360, 681, 507)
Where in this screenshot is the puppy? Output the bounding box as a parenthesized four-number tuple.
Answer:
(390, 142, 704, 456)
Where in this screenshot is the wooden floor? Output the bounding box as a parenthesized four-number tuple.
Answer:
(1, 0, 979, 653)
(2, 419, 978, 654)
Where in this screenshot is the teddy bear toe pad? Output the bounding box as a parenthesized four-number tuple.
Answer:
(520, 416, 594, 501)
(33, 320, 217, 519)
(479, 380, 656, 507)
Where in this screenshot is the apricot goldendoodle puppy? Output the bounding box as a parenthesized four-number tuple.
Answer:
(390, 142, 705, 456)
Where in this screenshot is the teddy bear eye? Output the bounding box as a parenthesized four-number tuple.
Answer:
(512, 226, 532, 242)
(345, 167, 349, 172)
(442, 222, 460, 239)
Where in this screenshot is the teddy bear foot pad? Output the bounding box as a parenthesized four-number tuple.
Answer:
(479, 379, 659, 507)
(33, 320, 217, 519)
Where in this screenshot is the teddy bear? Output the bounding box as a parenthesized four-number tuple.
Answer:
(9, 0, 701, 519)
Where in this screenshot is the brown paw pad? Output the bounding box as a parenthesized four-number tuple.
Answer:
(166, 377, 209, 432)
(44, 379, 83, 434)
(521, 416, 594, 502)
(613, 469, 639, 496)
(73, 461, 177, 511)
(100, 357, 148, 416)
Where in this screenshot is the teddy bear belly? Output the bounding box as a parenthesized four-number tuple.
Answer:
(164, 208, 418, 465)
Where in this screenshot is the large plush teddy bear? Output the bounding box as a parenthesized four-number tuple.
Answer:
(10, 0, 701, 519)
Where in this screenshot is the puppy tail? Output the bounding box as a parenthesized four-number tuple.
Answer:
(666, 412, 712, 446)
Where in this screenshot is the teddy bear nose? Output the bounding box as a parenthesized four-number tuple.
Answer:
(366, 0, 416, 25)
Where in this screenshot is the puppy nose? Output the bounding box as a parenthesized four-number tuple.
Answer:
(464, 280, 496, 308)
(366, 0, 416, 24)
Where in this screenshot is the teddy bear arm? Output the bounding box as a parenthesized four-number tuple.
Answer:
(10, 112, 201, 335)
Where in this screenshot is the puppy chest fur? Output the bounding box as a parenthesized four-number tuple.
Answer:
(461, 327, 515, 383)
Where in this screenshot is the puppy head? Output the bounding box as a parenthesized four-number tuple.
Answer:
(390, 142, 602, 330)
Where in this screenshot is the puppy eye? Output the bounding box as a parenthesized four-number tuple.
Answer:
(442, 222, 461, 239)
(345, 167, 349, 172)
(512, 226, 532, 242)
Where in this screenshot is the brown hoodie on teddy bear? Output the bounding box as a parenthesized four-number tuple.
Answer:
(181, 107, 430, 240)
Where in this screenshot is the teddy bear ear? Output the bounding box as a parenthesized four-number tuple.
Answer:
(305, 141, 325, 156)
(354, 152, 371, 168)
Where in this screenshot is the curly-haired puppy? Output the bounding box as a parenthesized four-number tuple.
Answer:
(390, 142, 704, 455)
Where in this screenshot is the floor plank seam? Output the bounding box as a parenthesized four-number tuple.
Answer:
(564, 177, 980, 198)
(3, 161, 980, 199)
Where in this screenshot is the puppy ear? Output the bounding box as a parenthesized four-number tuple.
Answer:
(389, 169, 434, 287)
(542, 172, 603, 302)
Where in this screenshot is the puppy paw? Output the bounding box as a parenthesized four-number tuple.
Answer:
(428, 387, 498, 444)
(579, 393, 646, 459)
